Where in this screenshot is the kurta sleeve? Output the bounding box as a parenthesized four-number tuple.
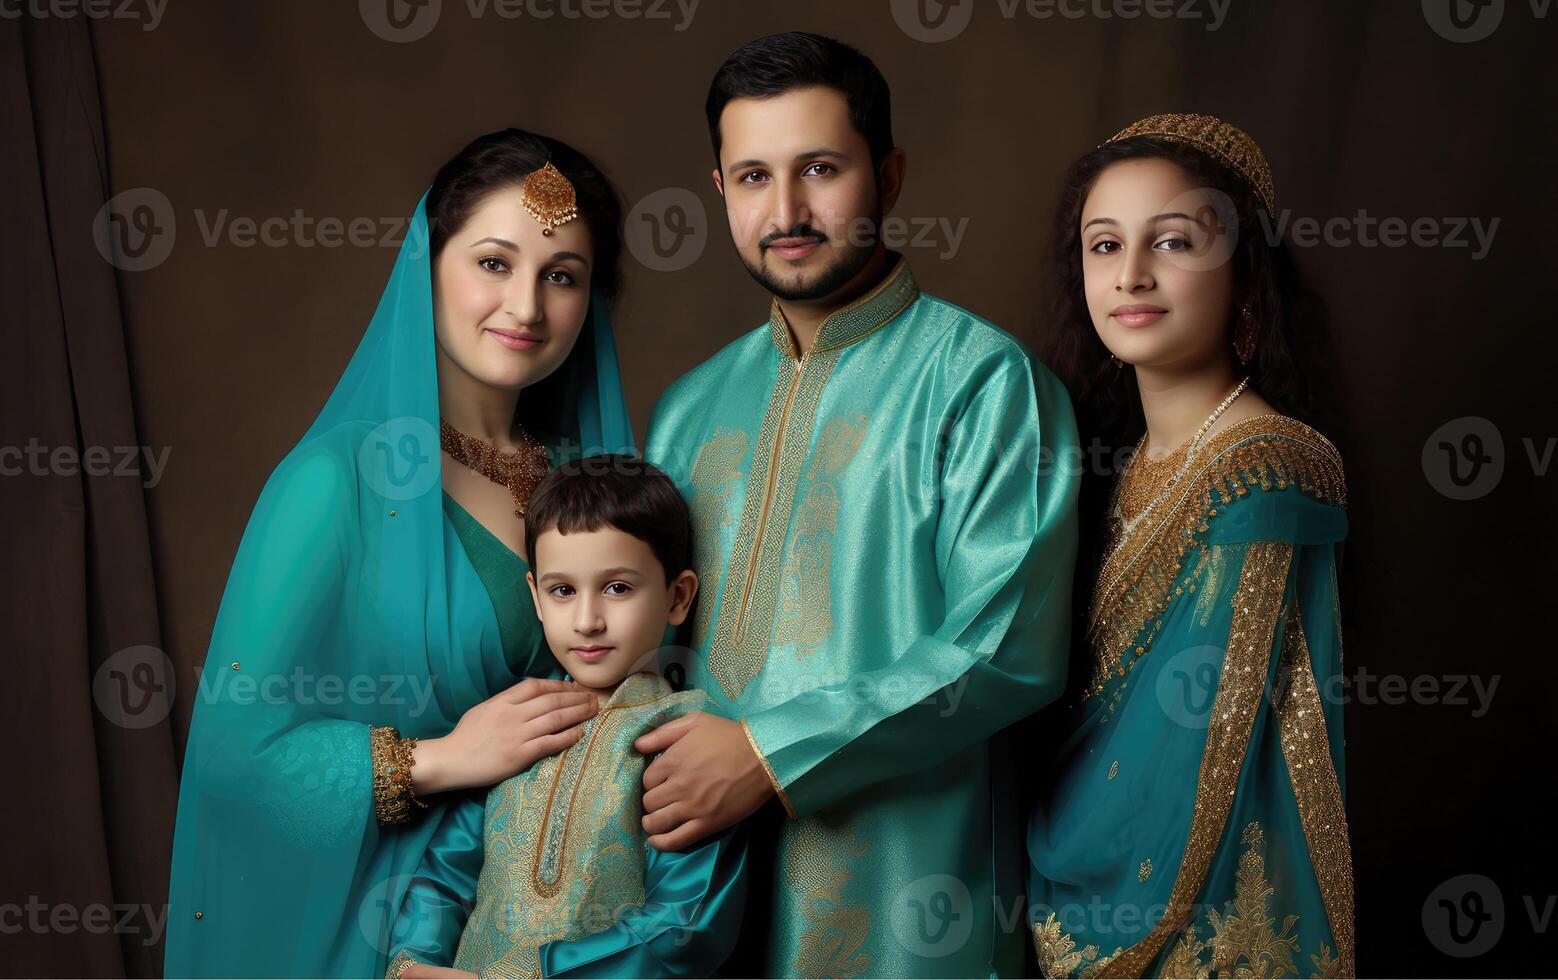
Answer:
(742, 352, 1080, 818)
(385, 793, 487, 976)
(539, 823, 748, 978)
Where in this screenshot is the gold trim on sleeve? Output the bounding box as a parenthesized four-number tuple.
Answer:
(740, 718, 798, 819)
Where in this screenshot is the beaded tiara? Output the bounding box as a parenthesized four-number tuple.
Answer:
(1106, 113, 1276, 214)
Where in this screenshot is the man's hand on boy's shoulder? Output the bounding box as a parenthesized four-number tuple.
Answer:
(635, 712, 774, 851)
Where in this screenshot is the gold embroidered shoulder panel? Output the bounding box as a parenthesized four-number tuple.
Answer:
(1086, 415, 1345, 698)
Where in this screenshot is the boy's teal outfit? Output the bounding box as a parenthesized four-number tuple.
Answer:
(388, 671, 747, 978)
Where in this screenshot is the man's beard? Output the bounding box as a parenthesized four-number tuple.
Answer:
(743, 215, 882, 303)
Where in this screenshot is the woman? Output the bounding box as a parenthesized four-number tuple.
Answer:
(164, 129, 636, 977)
(1027, 114, 1355, 978)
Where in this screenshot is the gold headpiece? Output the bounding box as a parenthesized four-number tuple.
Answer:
(1105, 113, 1276, 214)
(520, 160, 579, 236)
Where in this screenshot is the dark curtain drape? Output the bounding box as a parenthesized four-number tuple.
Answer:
(1, 14, 176, 979)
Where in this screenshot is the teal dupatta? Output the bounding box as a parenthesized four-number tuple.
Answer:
(1027, 415, 1355, 978)
(163, 192, 634, 978)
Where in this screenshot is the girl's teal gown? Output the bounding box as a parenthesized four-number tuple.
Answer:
(163, 192, 636, 978)
(1027, 415, 1356, 978)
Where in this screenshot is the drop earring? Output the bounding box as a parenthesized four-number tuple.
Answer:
(1235, 304, 1259, 365)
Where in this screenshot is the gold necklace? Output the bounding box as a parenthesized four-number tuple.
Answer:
(1111, 377, 1250, 542)
(439, 419, 551, 518)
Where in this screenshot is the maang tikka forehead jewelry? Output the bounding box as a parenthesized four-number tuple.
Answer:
(520, 160, 580, 236)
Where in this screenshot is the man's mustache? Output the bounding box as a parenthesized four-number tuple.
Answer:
(759, 224, 829, 249)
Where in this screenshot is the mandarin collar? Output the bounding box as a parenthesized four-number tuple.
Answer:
(767, 255, 919, 360)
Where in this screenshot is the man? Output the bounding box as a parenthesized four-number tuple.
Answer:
(635, 32, 1080, 977)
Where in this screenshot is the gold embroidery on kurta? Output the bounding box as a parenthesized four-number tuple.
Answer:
(776, 415, 869, 657)
(787, 820, 872, 978)
(688, 429, 749, 647)
(453, 675, 675, 978)
(707, 264, 917, 701)
(1095, 542, 1293, 978)
(709, 354, 837, 699)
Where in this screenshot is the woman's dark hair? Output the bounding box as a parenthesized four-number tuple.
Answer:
(425, 129, 624, 446)
(705, 31, 894, 171)
(524, 454, 693, 585)
(1039, 136, 1352, 694)
(427, 128, 623, 301)
(1042, 136, 1339, 453)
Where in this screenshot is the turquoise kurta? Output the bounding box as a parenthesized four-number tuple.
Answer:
(643, 256, 1081, 977)
(1026, 415, 1355, 978)
(386, 671, 748, 978)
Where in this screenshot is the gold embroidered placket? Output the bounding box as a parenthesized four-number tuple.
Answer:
(705, 259, 918, 701)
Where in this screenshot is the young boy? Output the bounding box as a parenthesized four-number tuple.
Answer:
(387, 455, 746, 979)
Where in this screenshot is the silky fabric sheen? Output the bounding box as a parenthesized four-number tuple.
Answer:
(1027, 416, 1354, 978)
(163, 191, 635, 978)
(644, 257, 1081, 977)
(387, 672, 748, 978)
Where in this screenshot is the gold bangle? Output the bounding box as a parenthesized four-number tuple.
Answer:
(370, 725, 429, 826)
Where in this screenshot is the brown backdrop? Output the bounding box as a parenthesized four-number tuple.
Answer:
(52, 0, 1558, 974)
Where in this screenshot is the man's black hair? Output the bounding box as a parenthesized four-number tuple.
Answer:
(705, 31, 894, 171)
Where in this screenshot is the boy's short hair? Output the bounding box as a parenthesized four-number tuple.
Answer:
(523, 454, 693, 583)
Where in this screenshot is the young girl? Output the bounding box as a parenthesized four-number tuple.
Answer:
(1027, 114, 1354, 978)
